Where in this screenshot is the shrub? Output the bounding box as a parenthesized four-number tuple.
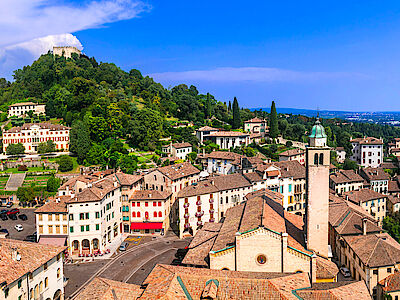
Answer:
(17, 165, 28, 171)
(58, 155, 73, 172)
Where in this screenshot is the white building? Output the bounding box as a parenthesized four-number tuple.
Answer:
(350, 137, 383, 168)
(67, 176, 122, 256)
(0, 239, 65, 300)
(205, 131, 250, 149)
(329, 169, 365, 195)
(177, 173, 252, 238)
(334, 147, 346, 163)
(8, 102, 46, 117)
(195, 126, 219, 144)
(162, 142, 192, 160)
(3, 123, 70, 154)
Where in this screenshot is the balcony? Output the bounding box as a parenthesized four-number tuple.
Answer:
(209, 218, 215, 222)
(209, 198, 214, 204)
(197, 221, 203, 226)
(209, 208, 215, 213)
(196, 200, 202, 206)
(195, 211, 204, 217)
(184, 223, 191, 229)
(183, 203, 190, 208)
(184, 213, 189, 219)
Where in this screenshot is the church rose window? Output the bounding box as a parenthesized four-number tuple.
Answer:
(256, 254, 267, 264)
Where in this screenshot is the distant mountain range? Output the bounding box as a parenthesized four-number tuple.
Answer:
(251, 107, 400, 126)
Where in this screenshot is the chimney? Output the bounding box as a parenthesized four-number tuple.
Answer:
(362, 218, 367, 235)
(11, 247, 21, 261)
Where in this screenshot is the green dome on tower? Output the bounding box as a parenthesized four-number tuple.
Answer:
(309, 119, 327, 139)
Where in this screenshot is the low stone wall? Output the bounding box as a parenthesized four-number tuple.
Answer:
(0, 158, 58, 170)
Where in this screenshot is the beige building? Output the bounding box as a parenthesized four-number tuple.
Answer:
(162, 142, 192, 160)
(74, 264, 371, 300)
(0, 239, 65, 300)
(345, 189, 388, 225)
(378, 271, 400, 300)
(3, 123, 70, 153)
(243, 117, 268, 136)
(360, 167, 390, 194)
(183, 189, 338, 283)
(201, 151, 253, 175)
(387, 195, 400, 214)
(205, 131, 250, 149)
(330, 169, 365, 195)
(53, 46, 81, 58)
(8, 102, 46, 117)
(279, 148, 305, 165)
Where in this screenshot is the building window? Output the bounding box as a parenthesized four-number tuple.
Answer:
(44, 262, 47, 270)
(80, 213, 84, 220)
(81, 225, 84, 232)
(69, 214, 73, 221)
(154, 212, 157, 218)
(132, 212, 136, 217)
(45, 277, 48, 288)
(86, 225, 89, 231)
(373, 269, 378, 275)
(70, 226, 74, 233)
(137, 212, 141, 217)
(158, 211, 162, 217)
(85, 212, 89, 219)
(18, 280, 22, 288)
(145, 202, 148, 207)
(96, 224, 99, 230)
(256, 254, 267, 265)
(96, 212, 100, 218)
(57, 268, 60, 278)
(314, 153, 318, 165)
(388, 267, 392, 273)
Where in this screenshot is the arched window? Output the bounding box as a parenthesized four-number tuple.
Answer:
(39, 281, 43, 293)
(57, 268, 60, 278)
(314, 153, 319, 165)
(137, 212, 141, 218)
(132, 212, 136, 218)
(45, 277, 48, 288)
(158, 211, 162, 217)
(319, 153, 324, 165)
(153, 211, 157, 218)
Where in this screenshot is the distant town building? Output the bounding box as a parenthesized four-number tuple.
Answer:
(359, 167, 390, 194)
(200, 151, 253, 175)
(350, 137, 383, 168)
(278, 148, 305, 165)
(243, 117, 268, 136)
(378, 270, 400, 299)
(3, 123, 70, 153)
(195, 126, 219, 144)
(389, 175, 400, 197)
(8, 102, 45, 117)
(204, 131, 250, 149)
(329, 169, 365, 195)
(344, 189, 388, 225)
(162, 142, 192, 160)
(53, 46, 81, 58)
(334, 146, 346, 163)
(0, 239, 65, 300)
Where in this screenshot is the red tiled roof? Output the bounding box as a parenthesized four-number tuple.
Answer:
(279, 148, 305, 157)
(5, 122, 70, 133)
(379, 271, 400, 292)
(157, 162, 200, 181)
(207, 131, 249, 137)
(344, 188, 387, 204)
(351, 137, 383, 145)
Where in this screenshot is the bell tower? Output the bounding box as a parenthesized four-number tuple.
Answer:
(305, 119, 330, 257)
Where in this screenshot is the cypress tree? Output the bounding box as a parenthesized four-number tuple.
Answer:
(269, 100, 279, 139)
(228, 101, 232, 112)
(232, 97, 241, 129)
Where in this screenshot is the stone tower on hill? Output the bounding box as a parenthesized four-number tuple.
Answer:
(52, 46, 81, 59)
(305, 119, 330, 257)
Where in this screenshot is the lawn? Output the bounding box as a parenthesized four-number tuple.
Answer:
(0, 166, 53, 174)
(0, 176, 9, 191)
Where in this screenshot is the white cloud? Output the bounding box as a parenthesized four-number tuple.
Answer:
(148, 67, 368, 83)
(0, 0, 150, 48)
(0, 0, 149, 79)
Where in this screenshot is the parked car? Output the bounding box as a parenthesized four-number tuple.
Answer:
(24, 235, 36, 242)
(18, 214, 27, 221)
(0, 214, 8, 221)
(0, 209, 8, 214)
(9, 214, 17, 220)
(6, 208, 19, 216)
(0, 229, 9, 236)
(6, 202, 13, 208)
(171, 259, 182, 266)
(14, 224, 23, 232)
(340, 266, 351, 278)
(119, 242, 128, 251)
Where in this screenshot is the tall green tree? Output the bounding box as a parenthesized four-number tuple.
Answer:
(232, 97, 241, 129)
(70, 120, 91, 164)
(6, 143, 25, 155)
(269, 101, 279, 139)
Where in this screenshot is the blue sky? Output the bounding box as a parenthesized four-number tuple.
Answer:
(2, 1, 400, 111)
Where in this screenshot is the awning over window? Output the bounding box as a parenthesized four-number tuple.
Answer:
(130, 222, 163, 230)
(38, 235, 68, 246)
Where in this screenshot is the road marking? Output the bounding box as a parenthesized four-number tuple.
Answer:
(122, 247, 177, 283)
(69, 236, 177, 299)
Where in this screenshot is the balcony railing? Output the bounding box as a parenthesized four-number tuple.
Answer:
(197, 221, 203, 226)
(196, 200, 202, 206)
(184, 213, 189, 219)
(195, 211, 204, 217)
(183, 203, 190, 208)
(209, 218, 215, 222)
(209, 198, 214, 204)
(184, 223, 191, 229)
(209, 208, 215, 213)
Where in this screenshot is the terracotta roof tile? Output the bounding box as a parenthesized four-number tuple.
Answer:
(360, 167, 390, 181)
(5, 122, 70, 133)
(0, 239, 65, 286)
(177, 180, 219, 198)
(172, 142, 192, 149)
(330, 169, 365, 184)
(157, 162, 200, 181)
(315, 257, 339, 279)
(344, 189, 387, 204)
(207, 131, 250, 137)
(34, 196, 70, 213)
(130, 190, 172, 200)
(379, 271, 400, 292)
(351, 137, 383, 145)
(279, 148, 305, 157)
(296, 280, 371, 299)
